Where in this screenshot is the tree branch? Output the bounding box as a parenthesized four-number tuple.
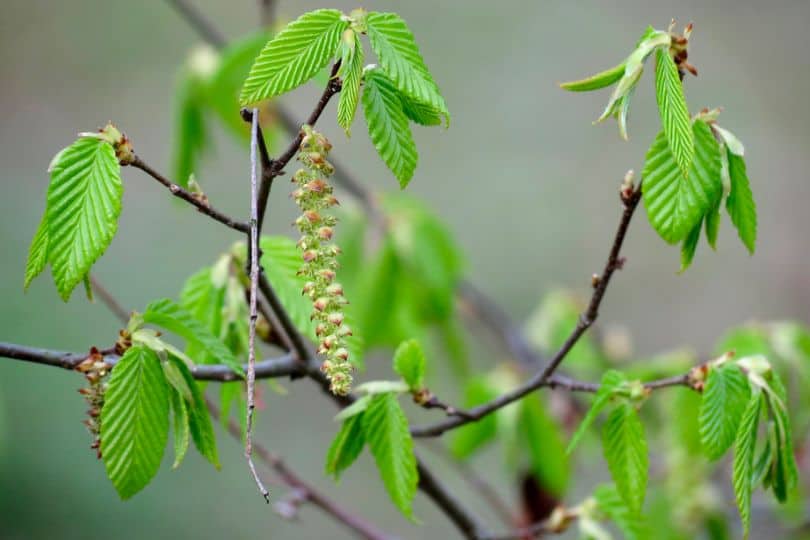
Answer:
(164, 0, 227, 48)
(129, 156, 249, 233)
(208, 398, 395, 540)
(410, 183, 644, 438)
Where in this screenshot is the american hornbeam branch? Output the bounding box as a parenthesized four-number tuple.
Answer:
(410, 184, 644, 438)
(129, 156, 250, 233)
(88, 277, 396, 539)
(0, 341, 692, 392)
(207, 398, 395, 540)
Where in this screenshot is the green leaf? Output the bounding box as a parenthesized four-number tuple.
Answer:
(449, 377, 499, 459)
(143, 298, 243, 376)
(705, 196, 721, 250)
(362, 68, 418, 188)
(400, 94, 443, 126)
(392, 339, 426, 390)
(325, 413, 366, 480)
(335, 394, 373, 422)
(240, 9, 346, 104)
(642, 120, 723, 243)
(726, 151, 757, 254)
(567, 370, 626, 454)
(207, 32, 272, 139)
(699, 363, 751, 460)
(680, 217, 702, 272)
(363, 393, 418, 518)
(337, 29, 364, 135)
(46, 137, 123, 300)
(602, 402, 648, 514)
(768, 372, 798, 499)
(593, 484, 648, 540)
(169, 356, 219, 468)
(172, 56, 210, 188)
(100, 346, 169, 499)
(560, 62, 626, 92)
(168, 386, 190, 469)
(733, 388, 762, 538)
(366, 12, 448, 120)
(24, 213, 49, 290)
(520, 394, 569, 496)
(654, 48, 694, 177)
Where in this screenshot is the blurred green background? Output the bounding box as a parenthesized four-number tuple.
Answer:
(1, 1, 808, 538)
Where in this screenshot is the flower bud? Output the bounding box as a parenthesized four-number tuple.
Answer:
(315, 323, 328, 336)
(334, 348, 349, 361)
(325, 283, 343, 297)
(304, 210, 321, 224)
(337, 325, 353, 337)
(318, 269, 336, 281)
(317, 226, 333, 240)
(302, 250, 318, 262)
(327, 312, 345, 326)
(313, 297, 330, 311)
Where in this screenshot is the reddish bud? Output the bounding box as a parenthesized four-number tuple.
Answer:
(334, 348, 349, 361)
(302, 250, 318, 262)
(325, 283, 343, 297)
(313, 297, 330, 311)
(327, 312, 345, 326)
(317, 227, 333, 240)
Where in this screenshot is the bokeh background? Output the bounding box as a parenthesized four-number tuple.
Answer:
(1, 1, 808, 538)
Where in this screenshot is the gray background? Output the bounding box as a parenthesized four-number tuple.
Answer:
(0, 1, 807, 538)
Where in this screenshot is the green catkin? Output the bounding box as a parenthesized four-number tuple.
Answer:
(292, 126, 353, 395)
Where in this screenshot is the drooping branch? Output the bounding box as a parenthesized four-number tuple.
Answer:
(410, 182, 644, 438)
(208, 398, 395, 540)
(129, 156, 249, 233)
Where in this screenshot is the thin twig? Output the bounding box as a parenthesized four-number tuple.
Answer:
(246, 108, 270, 502)
(208, 398, 396, 540)
(258, 0, 277, 28)
(420, 440, 517, 528)
(164, 0, 227, 48)
(129, 156, 249, 233)
(410, 184, 644, 438)
(89, 275, 131, 323)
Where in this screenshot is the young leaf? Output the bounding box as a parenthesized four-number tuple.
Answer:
(168, 387, 191, 469)
(240, 9, 346, 105)
(642, 120, 723, 243)
(259, 236, 314, 333)
(560, 63, 626, 92)
(602, 402, 648, 514)
(207, 32, 272, 138)
(726, 151, 757, 254)
(46, 137, 123, 300)
(172, 54, 211, 188)
(733, 388, 762, 538)
(335, 394, 373, 422)
(567, 370, 626, 454)
(400, 94, 443, 126)
(768, 372, 799, 499)
(705, 196, 721, 250)
(520, 394, 569, 496)
(392, 339, 426, 390)
(362, 68, 418, 187)
(699, 363, 751, 460)
(170, 356, 219, 468)
(24, 213, 49, 290)
(336, 29, 364, 135)
(680, 218, 702, 272)
(363, 393, 418, 518)
(654, 48, 694, 177)
(100, 346, 169, 499)
(142, 298, 243, 376)
(325, 413, 366, 480)
(366, 12, 448, 120)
